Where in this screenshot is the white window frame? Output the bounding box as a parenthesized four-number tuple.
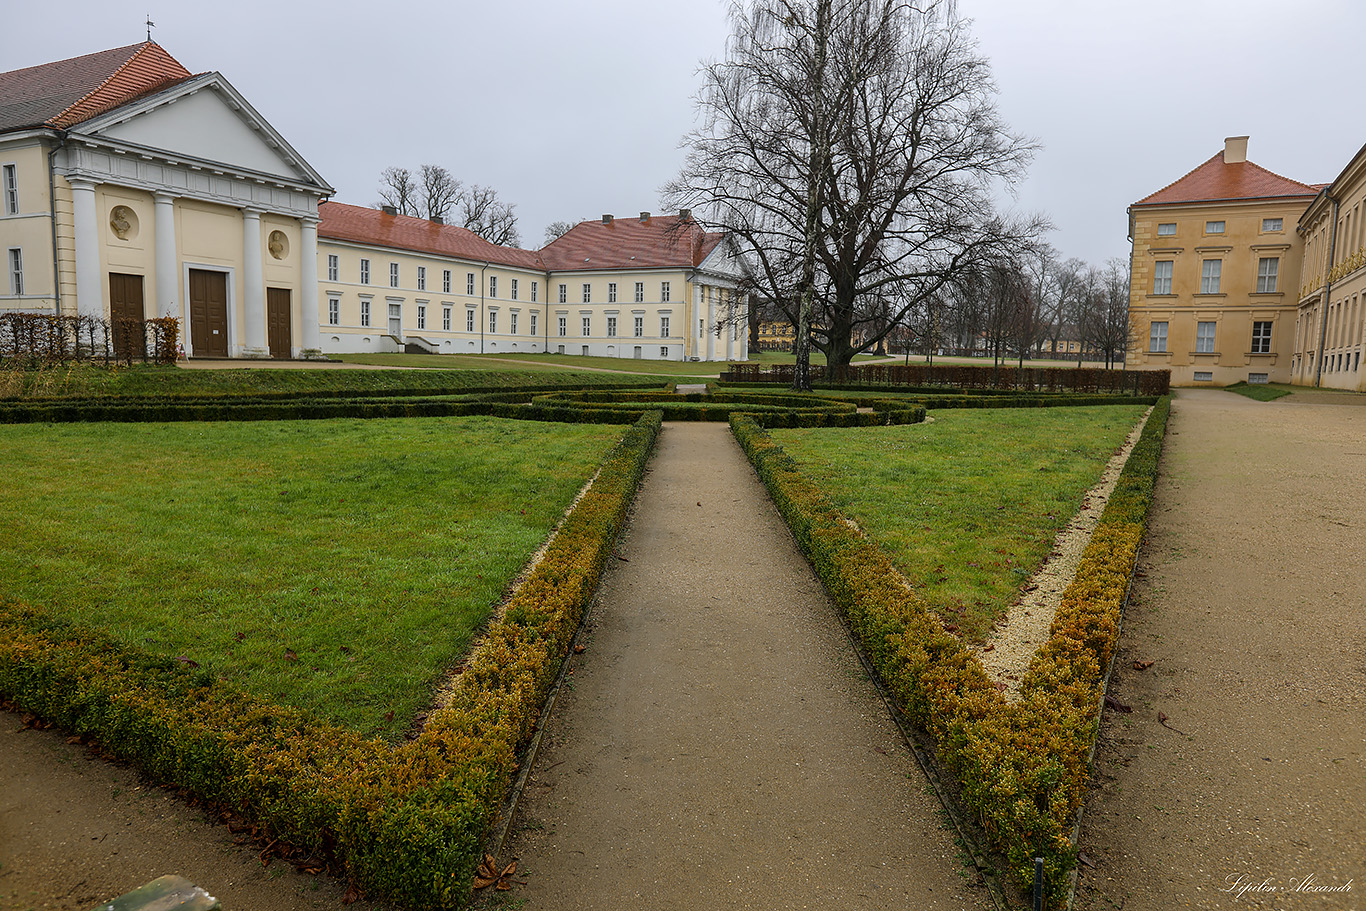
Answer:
(581, 315, 591, 336)
(442, 306, 452, 331)
(1157, 222, 1176, 236)
(661, 281, 671, 302)
(2, 164, 17, 215)
(327, 254, 339, 282)
(582, 283, 592, 304)
(510, 311, 518, 334)
(360, 258, 370, 284)
(558, 315, 567, 337)
(8, 247, 24, 295)
(1200, 259, 1221, 294)
(660, 315, 670, 337)
(608, 282, 617, 303)
(1257, 257, 1279, 293)
(417, 304, 427, 330)
(389, 262, 399, 288)
(467, 273, 476, 296)
(558, 283, 567, 304)
(443, 269, 452, 293)
(607, 315, 618, 337)
(1205, 220, 1225, 234)
(360, 298, 372, 327)
(489, 310, 498, 333)
(417, 265, 426, 291)
(465, 308, 476, 332)
(633, 315, 644, 338)
(327, 295, 340, 325)
(634, 282, 644, 303)
(1252, 320, 1273, 354)
(511, 278, 518, 300)
(489, 276, 498, 298)
(1149, 320, 1167, 352)
(1261, 218, 1283, 232)
(531, 281, 538, 302)
(530, 312, 538, 336)
(1153, 260, 1173, 295)
(1196, 321, 1216, 353)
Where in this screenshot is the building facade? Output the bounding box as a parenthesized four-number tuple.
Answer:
(1, 43, 747, 363)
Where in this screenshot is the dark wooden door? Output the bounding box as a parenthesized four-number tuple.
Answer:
(189, 269, 228, 357)
(108, 272, 145, 359)
(267, 288, 291, 359)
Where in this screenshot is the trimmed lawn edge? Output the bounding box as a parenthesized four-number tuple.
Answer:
(0, 409, 662, 910)
(729, 397, 1170, 908)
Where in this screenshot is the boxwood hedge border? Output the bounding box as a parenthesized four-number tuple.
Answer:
(729, 397, 1170, 908)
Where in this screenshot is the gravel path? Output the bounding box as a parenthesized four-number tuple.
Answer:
(499, 422, 988, 911)
(1076, 390, 1365, 910)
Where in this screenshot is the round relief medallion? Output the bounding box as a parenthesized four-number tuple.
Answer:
(268, 230, 289, 260)
(109, 205, 139, 241)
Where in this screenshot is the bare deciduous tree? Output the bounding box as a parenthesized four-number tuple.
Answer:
(667, 0, 1043, 389)
(375, 166, 419, 216)
(543, 220, 576, 245)
(419, 165, 461, 223)
(458, 185, 521, 247)
(374, 166, 522, 246)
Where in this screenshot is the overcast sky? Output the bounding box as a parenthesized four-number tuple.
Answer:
(8, 0, 1364, 266)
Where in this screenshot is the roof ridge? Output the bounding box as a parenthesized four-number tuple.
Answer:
(1132, 149, 1319, 207)
(47, 41, 150, 128)
(1132, 152, 1222, 207)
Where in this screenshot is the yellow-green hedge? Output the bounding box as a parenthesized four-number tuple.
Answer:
(730, 398, 1168, 907)
(0, 410, 662, 909)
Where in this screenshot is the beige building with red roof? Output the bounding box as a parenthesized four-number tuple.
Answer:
(0, 42, 334, 358)
(1127, 136, 1319, 386)
(2, 42, 749, 362)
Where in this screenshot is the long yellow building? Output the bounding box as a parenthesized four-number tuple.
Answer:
(0, 42, 749, 362)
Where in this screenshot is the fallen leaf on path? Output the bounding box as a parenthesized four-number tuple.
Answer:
(473, 854, 522, 891)
(342, 883, 360, 905)
(573, 644, 586, 654)
(1133, 659, 1154, 670)
(1104, 695, 1132, 713)
(1158, 711, 1189, 735)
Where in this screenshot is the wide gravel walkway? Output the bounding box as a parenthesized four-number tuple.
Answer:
(502, 422, 987, 910)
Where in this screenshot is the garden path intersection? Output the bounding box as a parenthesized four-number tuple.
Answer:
(500, 421, 991, 910)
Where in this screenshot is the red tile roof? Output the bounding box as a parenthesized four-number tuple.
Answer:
(539, 214, 724, 272)
(318, 202, 546, 271)
(0, 42, 193, 134)
(1133, 150, 1320, 207)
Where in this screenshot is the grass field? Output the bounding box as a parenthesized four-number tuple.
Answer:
(772, 405, 1147, 639)
(0, 416, 625, 736)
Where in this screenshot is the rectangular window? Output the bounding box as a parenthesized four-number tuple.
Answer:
(443, 306, 452, 331)
(1262, 218, 1283, 232)
(360, 259, 370, 284)
(1196, 321, 1216, 353)
(661, 281, 671, 302)
(489, 276, 497, 298)
(582, 315, 591, 336)
(327, 254, 339, 282)
(530, 313, 538, 336)
(328, 297, 339, 325)
(1149, 320, 1167, 352)
(1252, 320, 1273, 354)
(443, 270, 452, 293)
(360, 299, 371, 327)
(510, 312, 518, 334)
(634, 315, 644, 337)
(1157, 222, 1176, 236)
(1200, 259, 1221, 294)
(1257, 257, 1279, 293)
(417, 266, 426, 291)
(634, 282, 644, 303)
(582, 283, 592, 304)
(489, 310, 497, 333)
(607, 316, 617, 337)
(2, 164, 17, 215)
(7, 248, 23, 295)
(511, 278, 518, 300)
(1249, 372, 1269, 384)
(418, 304, 427, 330)
(466, 309, 475, 332)
(558, 284, 567, 304)
(699, 318, 704, 338)
(1193, 371, 1213, 382)
(1205, 220, 1225, 234)
(467, 273, 476, 295)
(389, 262, 399, 288)
(660, 315, 670, 337)
(558, 316, 567, 336)
(531, 281, 538, 302)
(660, 346, 669, 358)
(1153, 260, 1173, 294)
(608, 282, 617, 303)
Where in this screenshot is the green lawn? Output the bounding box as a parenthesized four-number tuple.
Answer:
(0, 416, 625, 736)
(333, 351, 732, 376)
(772, 406, 1147, 639)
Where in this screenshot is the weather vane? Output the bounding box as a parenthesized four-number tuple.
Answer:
(146, 14, 155, 42)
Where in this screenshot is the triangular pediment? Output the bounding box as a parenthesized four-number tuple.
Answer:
(76, 73, 330, 191)
(699, 235, 749, 281)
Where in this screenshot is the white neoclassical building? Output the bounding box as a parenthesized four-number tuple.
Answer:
(0, 42, 748, 362)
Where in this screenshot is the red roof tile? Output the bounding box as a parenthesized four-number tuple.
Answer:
(0, 42, 192, 134)
(539, 215, 723, 272)
(318, 202, 545, 271)
(1133, 150, 1320, 207)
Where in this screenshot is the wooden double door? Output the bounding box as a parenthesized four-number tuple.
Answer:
(109, 272, 145, 359)
(189, 269, 228, 358)
(267, 288, 292, 359)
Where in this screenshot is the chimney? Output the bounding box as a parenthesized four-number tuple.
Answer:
(602, 214, 614, 224)
(1224, 136, 1249, 164)
(430, 215, 444, 226)
(679, 208, 692, 220)
(381, 205, 397, 216)
(640, 211, 651, 222)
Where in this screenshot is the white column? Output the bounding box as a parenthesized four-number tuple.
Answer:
(299, 216, 321, 355)
(152, 193, 182, 352)
(241, 207, 268, 357)
(738, 292, 750, 360)
(69, 178, 103, 319)
(724, 293, 735, 361)
(705, 284, 716, 361)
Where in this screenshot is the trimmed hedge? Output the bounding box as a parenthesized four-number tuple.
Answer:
(730, 398, 1170, 908)
(0, 410, 663, 909)
(529, 390, 927, 426)
(722, 361, 1171, 395)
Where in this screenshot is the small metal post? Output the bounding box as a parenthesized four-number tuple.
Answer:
(1033, 857, 1044, 911)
